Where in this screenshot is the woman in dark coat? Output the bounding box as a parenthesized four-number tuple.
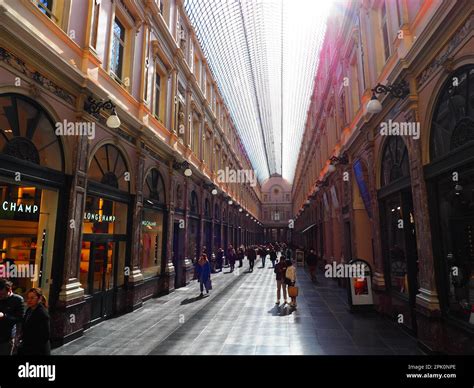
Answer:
(18, 288, 50, 355)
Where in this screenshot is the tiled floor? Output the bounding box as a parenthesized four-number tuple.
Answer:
(53, 257, 424, 355)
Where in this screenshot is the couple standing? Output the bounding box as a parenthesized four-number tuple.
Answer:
(274, 256, 297, 308)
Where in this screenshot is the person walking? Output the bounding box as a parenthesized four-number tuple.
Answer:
(196, 254, 212, 297)
(258, 246, 266, 268)
(227, 245, 236, 272)
(17, 288, 50, 355)
(0, 279, 25, 355)
(285, 259, 297, 308)
(269, 247, 277, 268)
(215, 248, 223, 272)
(274, 255, 288, 305)
(246, 246, 256, 272)
(237, 246, 245, 268)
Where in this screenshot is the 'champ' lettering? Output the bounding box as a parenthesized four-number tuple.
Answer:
(1, 201, 38, 214)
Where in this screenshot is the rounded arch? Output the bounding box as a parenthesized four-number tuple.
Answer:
(380, 136, 410, 188)
(143, 167, 166, 204)
(87, 143, 130, 192)
(0, 92, 65, 172)
(428, 64, 474, 162)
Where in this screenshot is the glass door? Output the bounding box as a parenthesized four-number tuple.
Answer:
(81, 239, 119, 322)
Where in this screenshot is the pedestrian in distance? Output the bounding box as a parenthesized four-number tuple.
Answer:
(246, 246, 256, 272)
(270, 247, 277, 268)
(196, 254, 212, 297)
(237, 246, 245, 268)
(274, 255, 288, 305)
(285, 259, 297, 308)
(227, 245, 236, 272)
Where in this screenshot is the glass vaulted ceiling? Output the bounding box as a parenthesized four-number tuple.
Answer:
(184, 0, 332, 183)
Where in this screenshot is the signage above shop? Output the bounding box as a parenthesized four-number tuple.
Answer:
(1, 201, 38, 214)
(84, 212, 116, 223)
(142, 220, 157, 227)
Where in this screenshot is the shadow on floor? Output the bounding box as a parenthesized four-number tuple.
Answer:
(180, 295, 209, 305)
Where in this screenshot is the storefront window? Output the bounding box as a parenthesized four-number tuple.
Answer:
(0, 181, 58, 298)
(80, 195, 128, 294)
(380, 137, 419, 298)
(434, 166, 474, 325)
(83, 195, 128, 235)
(384, 195, 408, 295)
(141, 209, 164, 278)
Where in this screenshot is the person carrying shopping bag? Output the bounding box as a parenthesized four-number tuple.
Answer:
(196, 254, 212, 297)
(285, 259, 298, 308)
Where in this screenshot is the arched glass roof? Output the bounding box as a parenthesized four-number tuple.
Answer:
(184, 0, 332, 183)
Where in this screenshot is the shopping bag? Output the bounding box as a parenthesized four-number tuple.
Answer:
(288, 285, 299, 297)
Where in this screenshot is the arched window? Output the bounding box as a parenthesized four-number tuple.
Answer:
(381, 136, 410, 187)
(0, 93, 64, 171)
(144, 169, 166, 204)
(190, 190, 199, 214)
(88, 144, 129, 191)
(430, 65, 474, 160)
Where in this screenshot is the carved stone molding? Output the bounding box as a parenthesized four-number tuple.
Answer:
(0, 46, 75, 105)
(417, 14, 473, 87)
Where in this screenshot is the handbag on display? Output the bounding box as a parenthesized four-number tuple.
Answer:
(288, 285, 299, 297)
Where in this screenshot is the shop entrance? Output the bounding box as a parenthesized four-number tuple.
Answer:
(81, 236, 126, 322)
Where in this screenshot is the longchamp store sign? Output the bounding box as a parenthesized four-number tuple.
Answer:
(1, 201, 39, 214)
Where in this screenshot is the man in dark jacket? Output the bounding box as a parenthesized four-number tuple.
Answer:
(0, 279, 25, 355)
(246, 246, 256, 272)
(274, 255, 288, 305)
(258, 246, 266, 268)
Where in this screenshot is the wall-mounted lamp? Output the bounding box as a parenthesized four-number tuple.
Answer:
(366, 80, 410, 115)
(84, 97, 121, 129)
(329, 153, 349, 165)
(173, 160, 192, 177)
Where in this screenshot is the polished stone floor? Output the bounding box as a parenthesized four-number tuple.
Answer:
(53, 257, 424, 355)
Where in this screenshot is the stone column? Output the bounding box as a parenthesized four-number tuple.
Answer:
(364, 138, 386, 294)
(404, 107, 442, 351)
(125, 147, 145, 311)
(53, 100, 90, 344)
(164, 162, 176, 292)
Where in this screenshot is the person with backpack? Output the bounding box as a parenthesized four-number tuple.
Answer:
(274, 255, 288, 305)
